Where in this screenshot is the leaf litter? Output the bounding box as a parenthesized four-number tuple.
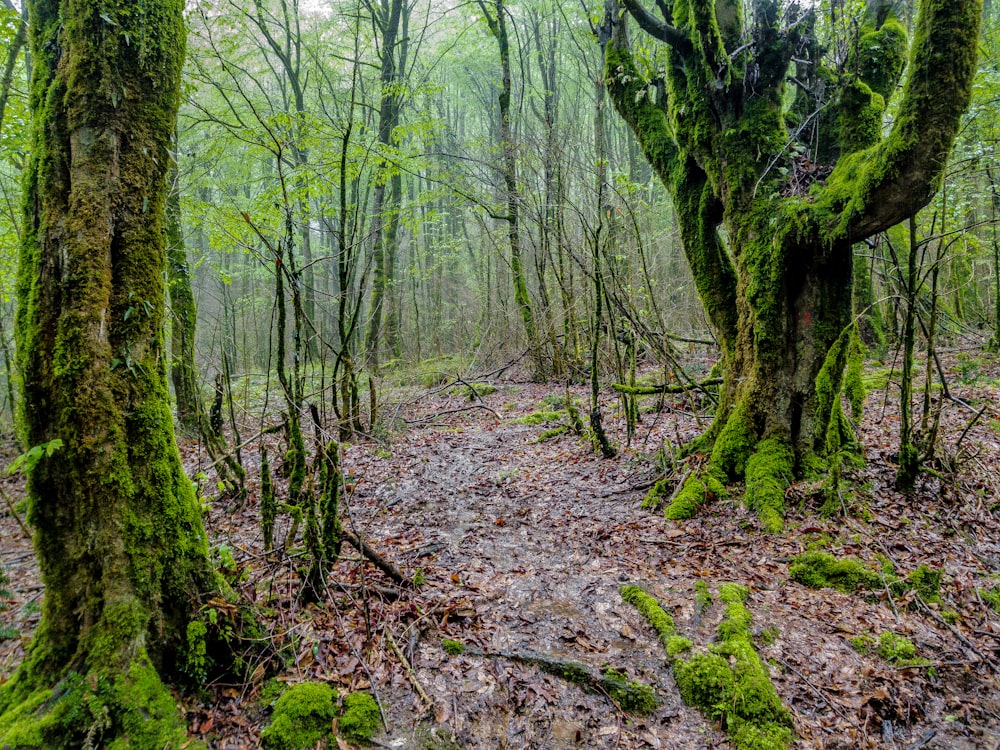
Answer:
(1, 350, 1000, 749)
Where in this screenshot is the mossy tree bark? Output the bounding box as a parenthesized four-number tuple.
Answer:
(167, 150, 205, 434)
(0, 0, 228, 745)
(602, 0, 981, 520)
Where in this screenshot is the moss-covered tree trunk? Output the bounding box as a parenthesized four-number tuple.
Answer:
(167, 151, 206, 434)
(603, 0, 980, 527)
(0, 0, 226, 745)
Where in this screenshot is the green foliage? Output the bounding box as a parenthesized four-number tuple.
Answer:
(184, 620, 209, 683)
(980, 584, 1000, 613)
(338, 692, 381, 744)
(261, 447, 276, 552)
(261, 682, 337, 750)
(674, 584, 794, 750)
(5, 439, 63, 477)
(441, 639, 464, 656)
(0, 566, 15, 642)
(513, 409, 565, 425)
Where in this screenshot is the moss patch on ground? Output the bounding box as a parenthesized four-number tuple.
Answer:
(260, 682, 380, 749)
(622, 583, 793, 750)
(789, 551, 882, 593)
(790, 552, 946, 612)
(261, 682, 337, 750)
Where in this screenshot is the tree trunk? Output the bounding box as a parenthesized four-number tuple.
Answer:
(479, 0, 545, 379)
(603, 0, 981, 528)
(1, 1, 228, 745)
(167, 147, 206, 433)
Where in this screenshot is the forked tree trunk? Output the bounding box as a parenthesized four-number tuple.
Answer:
(1, 1, 228, 745)
(603, 0, 981, 528)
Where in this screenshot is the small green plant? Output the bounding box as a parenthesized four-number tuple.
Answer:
(6, 438, 64, 477)
(849, 635, 873, 654)
(600, 668, 658, 714)
(513, 409, 565, 426)
(979, 584, 1000, 613)
(0, 566, 17, 641)
(441, 639, 464, 656)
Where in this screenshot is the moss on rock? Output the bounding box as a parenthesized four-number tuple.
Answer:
(599, 669, 658, 715)
(675, 583, 793, 750)
(621, 585, 676, 649)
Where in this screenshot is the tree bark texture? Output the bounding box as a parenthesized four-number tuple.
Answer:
(1, 1, 224, 745)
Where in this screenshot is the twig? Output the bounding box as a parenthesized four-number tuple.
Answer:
(611, 377, 723, 396)
(385, 628, 432, 708)
(0, 484, 30, 540)
(404, 403, 502, 424)
(908, 729, 937, 749)
(913, 596, 1000, 672)
(774, 655, 859, 728)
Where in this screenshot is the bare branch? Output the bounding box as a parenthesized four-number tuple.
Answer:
(619, 0, 690, 54)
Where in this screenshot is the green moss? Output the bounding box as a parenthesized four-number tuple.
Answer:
(850, 635, 873, 654)
(621, 585, 676, 650)
(666, 636, 694, 656)
(0, 652, 200, 750)
(536, 425, 569, 442)
(674, 653, 735, 718)
(513, 409, 565, 426)
(339, 692, 381, 744)
(711, 399, 757, 479)
(744, 438, 793, 533)
(599, 669, 658, 715)
(979, 585, 1000, 613)
(877, 631, 916, 663)
(261, 447, 276, 552)
(789, 551, 881, 593)
(898, 564, 942, 603)
(463, 383, 497, 400)
(663, 469, 726, 520)
(675, 583, 792, 750)
(261, 681, 337, 750)
(184, 619, 209, 682)
(441, 639, 464, 656)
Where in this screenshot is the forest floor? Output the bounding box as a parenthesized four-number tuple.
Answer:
(3, 347, 1000, 749)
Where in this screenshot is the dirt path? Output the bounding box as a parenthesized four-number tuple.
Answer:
(3, 372, 1000, 750)
(340, 382, 1000, 750)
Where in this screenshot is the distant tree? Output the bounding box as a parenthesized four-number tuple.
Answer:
(602, 0, 982, 526)
(0, 0, 233, 744)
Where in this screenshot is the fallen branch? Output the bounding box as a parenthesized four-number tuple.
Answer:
(341, 528, 413, 588)
(458, 645, 657, 714)
(403, 403, 501, 425)
(611, 377, 723, 396)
